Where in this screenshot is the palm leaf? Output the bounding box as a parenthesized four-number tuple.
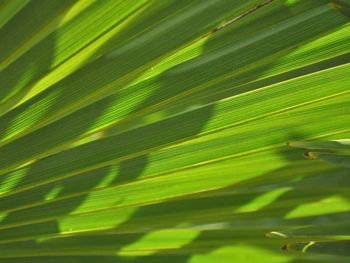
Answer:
(0, 0, 350, 262)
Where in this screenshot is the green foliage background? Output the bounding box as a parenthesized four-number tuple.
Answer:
(0, 0, 349, 262)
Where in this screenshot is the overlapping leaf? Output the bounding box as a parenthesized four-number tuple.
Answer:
(0, 0, 349, 262)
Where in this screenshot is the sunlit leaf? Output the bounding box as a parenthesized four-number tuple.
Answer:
(0, 0, 349, 262)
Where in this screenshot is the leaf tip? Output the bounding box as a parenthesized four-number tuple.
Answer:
(266, 231, 288, 238)
(303, 151, 316, 160)
(281, 244, 290, 252)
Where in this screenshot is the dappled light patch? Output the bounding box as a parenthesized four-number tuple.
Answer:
(0, 0, 350, 262)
